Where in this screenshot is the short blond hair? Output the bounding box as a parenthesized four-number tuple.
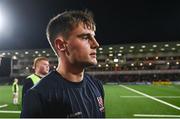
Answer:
(33, 57, 49, 69)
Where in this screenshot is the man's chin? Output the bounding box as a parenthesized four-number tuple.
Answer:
(85, 61, 97, 67)
(78, 59, 97, 67)
(42, 72, 49, 76)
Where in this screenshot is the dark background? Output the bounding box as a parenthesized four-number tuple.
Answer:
(0, 0, 180, 50)
(0, 57, 11, 76)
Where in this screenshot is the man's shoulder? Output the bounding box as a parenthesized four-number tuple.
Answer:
(84, 73, 100, 81)
(26, 73, 35, 79)
(84, 73, 104, 97)
(23, 77, 34, 85)
(84, 73, 103, 86)
(42, 70, 60, 82)
(25, 74, 37, 82)
(33, 71, 62, 90)
(29, 71, 63, 98)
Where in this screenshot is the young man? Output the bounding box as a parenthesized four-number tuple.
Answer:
(21, 57, 49, 104)
(12, 78, 19, 105)
(21, 10, 105, 118)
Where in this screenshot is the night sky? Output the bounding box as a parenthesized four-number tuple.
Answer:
(0, 0, 180, 50)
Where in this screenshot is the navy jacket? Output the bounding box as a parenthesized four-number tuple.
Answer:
(21, 71, 105, 118)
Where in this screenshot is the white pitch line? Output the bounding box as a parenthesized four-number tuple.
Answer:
(120, 96, 180, 98)
(0, 104, 8, 108)
(0, 110, 21, 113)
(120, 85, 180, 111)
(134, 114, 180, 118)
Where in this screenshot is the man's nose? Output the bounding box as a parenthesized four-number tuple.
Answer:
(90, 38, 99, 49)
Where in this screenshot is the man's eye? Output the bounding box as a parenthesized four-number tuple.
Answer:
(82, 36, 89, 40)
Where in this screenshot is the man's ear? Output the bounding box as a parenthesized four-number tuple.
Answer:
(54, 38, 66, 51)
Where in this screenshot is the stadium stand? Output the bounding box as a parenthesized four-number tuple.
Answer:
(1, 41, 180, 85)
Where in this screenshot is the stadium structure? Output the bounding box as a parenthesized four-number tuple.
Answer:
(1, 41, 180, 85)
(1, 41, 180, 118)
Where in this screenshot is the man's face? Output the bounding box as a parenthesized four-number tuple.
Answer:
(36, 60, 49, 75)
(15, 79, 18, 83)
(63, 23, 99, 67)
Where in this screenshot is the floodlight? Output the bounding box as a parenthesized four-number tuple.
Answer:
(0, 4, 13, 38)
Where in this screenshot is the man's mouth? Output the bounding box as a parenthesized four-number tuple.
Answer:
(90, 52, 96, 58)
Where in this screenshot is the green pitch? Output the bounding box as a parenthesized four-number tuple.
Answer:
(0, 84, 180, 118)
(0, 85, 22, 118)
(105, 84, 180, 118)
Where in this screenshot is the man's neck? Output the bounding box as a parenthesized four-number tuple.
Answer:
(56, 65, 84, 82)
(34, 73, 44, 78)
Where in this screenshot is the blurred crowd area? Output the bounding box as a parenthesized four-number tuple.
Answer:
(1, 42, 180, 85)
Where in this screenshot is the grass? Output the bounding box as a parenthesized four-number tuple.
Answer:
(104, 84, 180, 118)
(0, 84, 180, 118)
(0, 85, 22, 118)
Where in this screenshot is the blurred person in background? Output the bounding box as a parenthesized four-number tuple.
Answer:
(21, 57, 49, 104)
(12, 78, 19, 105)
(21, 10, 105, 118)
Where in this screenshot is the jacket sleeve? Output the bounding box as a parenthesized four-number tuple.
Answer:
(20, 89, 43, 118)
